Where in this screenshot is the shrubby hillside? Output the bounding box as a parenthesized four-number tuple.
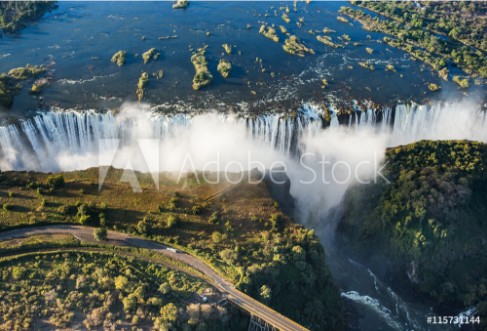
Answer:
(338, 140, 487, 327)
(0, 169, 345, 330)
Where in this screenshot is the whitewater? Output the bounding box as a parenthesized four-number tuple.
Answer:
(0, 99, 485, 331)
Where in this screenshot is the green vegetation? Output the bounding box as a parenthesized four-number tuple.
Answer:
(354, 1, 487, 52)
(191, 46, 213, 90)
(8, 65, 46, 80)
(111, 50, 126, 67)
(316, 35, 343, 49)
(428, 83, 441, 92)
(0, 250, 245, 330)
(259, 24, 279, 43)
(0, 1, 57, 33)
(0, 64, 47, 108)
(31, 78, 49, 94)
(136, 72, 149, 101)
(0, 169, 344, 329)
(339, 2, 487, 79)
(386, 64, 396, 72)
(358, 61, 375, 71)
(338, 140, 487, 320)
(452, 75, 470, 89)
(221, 44, 232, 55)
(217, 59, 232, 78)
(296, 17, 304, 29)
(94, 227, 107, 240)
(142, 48, 159, 64)
(282, 36, 315, 57)
(0, 79, 14, 108)
(281, 13, 291, 24)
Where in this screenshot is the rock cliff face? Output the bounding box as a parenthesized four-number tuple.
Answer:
(337, 140, 487, 325)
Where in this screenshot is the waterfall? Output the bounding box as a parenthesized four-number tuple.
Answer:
(0, 100, 486, 172)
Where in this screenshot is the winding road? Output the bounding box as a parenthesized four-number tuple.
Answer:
(0, 225, 309, 331)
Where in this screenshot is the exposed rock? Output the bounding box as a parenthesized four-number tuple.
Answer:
(159, 35, 178, 40)
(152, 70, 164, 80)
(172, 0, 189, 9)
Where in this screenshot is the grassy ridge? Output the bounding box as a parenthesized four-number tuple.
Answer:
(0, 168, 345, 330)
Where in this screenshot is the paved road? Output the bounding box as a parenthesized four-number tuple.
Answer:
(0, 225, 310, 331)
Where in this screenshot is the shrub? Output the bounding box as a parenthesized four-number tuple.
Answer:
(211, 231, 222, 244)
(99, 213, 106, 227)
(191, 204, 203, 215)
(36, 199, 46, 212)
(137, 219, 150, 234)
(166, 215, 179, 229)
(94, 227, 107, 241)
(57, 205, 69, 215)
(259, 285, 272, 301)
(208, 212, 220, 224)
(47, 175, 65, 189)
(167, 197, 180, 210)
(79, 215, 91, 225)
(269, 213, 282, 232)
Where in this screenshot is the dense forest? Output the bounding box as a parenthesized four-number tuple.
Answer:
(0, 1, 56, 33)
(338, 140, 487, 329)
(0, 247, 247, 330)
(340, 1, 487, 81)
